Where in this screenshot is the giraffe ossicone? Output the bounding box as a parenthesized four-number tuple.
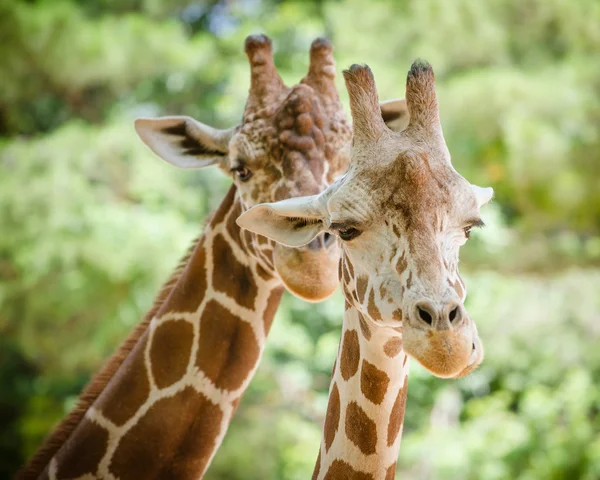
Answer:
(238, 60, 494, 479)
(20, 35, 410, 480)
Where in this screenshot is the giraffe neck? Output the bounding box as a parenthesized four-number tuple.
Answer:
(313, 304, 409, 480)
(33, 186, 285, 480)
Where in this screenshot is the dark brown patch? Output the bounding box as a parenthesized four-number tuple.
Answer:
(312, 449, 321, 480)
(324, 383, 341, 452)
(225, 198, 243, 244)
(392, 308, 403, 322)
(357, 311, 371, 340)
(323, 460, 374, 480)
(387, 380, 408, 446)
(343, 263, 351, 286)
(196, 300, 260, 391)
(383, 337, 403, 358)
(391, 223, 402, 238)
(367, 289, 382, 321)
(210, 186, 238, 228)
(109, 387, 223, 479)
(54, 417, 108, 479)
(360, 360, 390, 405)
(143, 321, 192, 390)
(345, 401, 377, 455)
(96, 334, 150, 426)
(256, 262, 273, 281)
(395, 251, 407, 275)
(338, 259, 343, 282)
(212, 234, 257, 310)
(385, 463, 397, 480)
(159, 243, 207, 314)
(340, 330, 360, 381)
(355, 276, 368, 304)
(263, 287, 284, 334)
(345, 256, 355, 278)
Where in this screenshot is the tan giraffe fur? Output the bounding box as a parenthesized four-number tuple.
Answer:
(238, 60, 494, 479)
(20, 35, 408, 480)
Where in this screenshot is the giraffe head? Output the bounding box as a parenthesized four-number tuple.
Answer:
(134, 35, 361, 301)
(238, 61, 493, 378)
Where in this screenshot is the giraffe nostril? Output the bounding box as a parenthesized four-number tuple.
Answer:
(449, 306, 459, 322)
(417, 307, 433, 326)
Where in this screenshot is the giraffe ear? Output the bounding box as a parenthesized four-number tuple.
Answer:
(237, 195, 328, 247)
(380, 98, 409, 132)
(134, 116, 236, 169)
(471, 185, 494, 207)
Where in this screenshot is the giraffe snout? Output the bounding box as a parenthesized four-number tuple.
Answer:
(412, 300, 465, 330)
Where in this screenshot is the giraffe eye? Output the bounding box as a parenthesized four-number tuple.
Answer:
(463, 226, 472, 239)
(231, 165, 252, 182)
(338, 227, 361, 241)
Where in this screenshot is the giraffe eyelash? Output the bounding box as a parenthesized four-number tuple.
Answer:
(286, 216, 321, 229)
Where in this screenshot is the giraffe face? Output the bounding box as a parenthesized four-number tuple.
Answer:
(238, 61, 493, 378)
(134, 36, 353, 301)
(224, 81, 351, 301)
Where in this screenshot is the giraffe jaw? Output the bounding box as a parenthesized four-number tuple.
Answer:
(273, 242, 341, 302)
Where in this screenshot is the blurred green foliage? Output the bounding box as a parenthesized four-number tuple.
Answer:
(1, 0, 599, 478)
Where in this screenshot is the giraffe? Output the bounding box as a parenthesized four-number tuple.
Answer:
(19, 35, 408, 480)
(237, 60, 494, 479)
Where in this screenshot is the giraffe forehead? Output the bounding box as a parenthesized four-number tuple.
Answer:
(334, 157, 475, 230)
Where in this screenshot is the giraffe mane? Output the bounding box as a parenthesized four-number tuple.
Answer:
(18, 234, 202, 479)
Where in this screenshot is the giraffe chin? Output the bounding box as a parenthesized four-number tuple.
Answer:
(273, 243, 340, 302)
(402, 324, 482, 379)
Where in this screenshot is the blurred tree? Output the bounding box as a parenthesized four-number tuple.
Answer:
(1, 0, 599, 478)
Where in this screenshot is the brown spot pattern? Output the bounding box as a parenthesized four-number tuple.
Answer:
(406, 271, 413, 290)
(379, 282, 388, 300)
(312, 449, 321, 480)
(340, 330, 360, 381)
(392, 308, 403, 322)
(262, 287, 284, 334)
(395, 251, 407, 275)
(97, 334, 150, 426)
(356, 276, 368, 304)
(387, 380, 408, 446)
(345, 257, 355, 278)
(357, 311, 371, 340)
(360, 360, 390, 405)
(385, 463, 397, 480)
(54, 417, 108, 479)
(367, 289, 382, 321)
(212, 234, 257, 310)
(323, 460, 374, 480)
(150, 320, 193, 389)
(110, 387, 223, 478)
(324, 383, 340, 452)
(158, 243, 207, 314)
(383, 337, 403, 358)
(196, 300, 259, 391)
(345, 401, 377, 455)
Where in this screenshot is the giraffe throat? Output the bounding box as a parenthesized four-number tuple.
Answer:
(313, 304, 409, 480)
